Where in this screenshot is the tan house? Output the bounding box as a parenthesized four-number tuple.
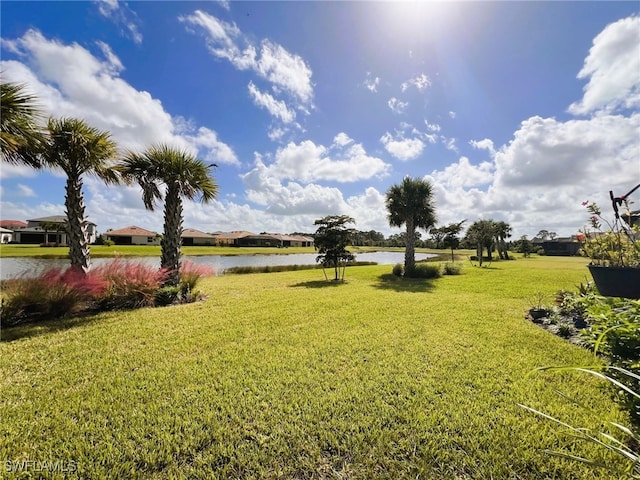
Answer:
(105, 226, 161, 246)
(211, 231, 314, 248)
(181, 228, 217, 246)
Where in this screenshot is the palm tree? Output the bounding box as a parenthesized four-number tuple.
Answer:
(385, 176, 437, 274)
(41, 118, 119, 273)
(494, 221, 512, 260)
(1, 81, 44, 167)
(119, 144, 218, 286)
(465, 219, 495, 266)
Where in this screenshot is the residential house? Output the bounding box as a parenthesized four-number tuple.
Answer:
(12, 215, 97, 245)
(211, 231, 314, 248)
(181, 228, 217, 246)
(540, 236, 581, 256)
(0, 220, 27, 230)
(0, 227, 14, 243)
(104, 226, 161, 246)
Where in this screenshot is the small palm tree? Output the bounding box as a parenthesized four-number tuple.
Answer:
(0, 81, 44, 167)
(385, 176, 437, 273)
(41, 118, 119, 273)
(119, 144, 218, 286)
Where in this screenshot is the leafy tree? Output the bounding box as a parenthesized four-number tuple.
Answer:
(39, 220, 67, 245)
(313, 215, 355, 281)
(465, 219, 496, 266)
(41, 118, 118, 273)
(441, 220, 466, 262)
(119, 144, 218, 286)
(429, 227, 446, 249)
(515, 235, 534, 257)
(536, 230, 550, 241)
(0, 81, 44, 168)
(548, 231, 558, 240)
(385, 177, 437, 274)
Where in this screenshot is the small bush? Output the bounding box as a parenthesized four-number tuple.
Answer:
(93, 258, 168, 310)
(405, 264, 441, 279)
(442, 262, 462, 275)
(0, 267, 108, 326)
(536, 248, 545, 255)
(392, 263, 404, 277)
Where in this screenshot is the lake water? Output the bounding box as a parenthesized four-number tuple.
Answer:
(0, 252, 435, 279)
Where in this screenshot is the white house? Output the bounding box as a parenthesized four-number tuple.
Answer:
(0, 227, 13, 243)
(12, 215, 97, 245)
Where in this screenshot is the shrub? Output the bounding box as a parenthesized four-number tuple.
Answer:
(442, 262, 462, 275)
(405, 264, 441, 279)
(178, 261, 215, 302)
(0, 267, 108, 326)
(93, 258, 168, 310)
(392, 263, 404, 277)
(581, 296, 640, 431)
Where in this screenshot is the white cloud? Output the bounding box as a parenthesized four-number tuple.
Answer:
(180, 11, 313, 108)
(244, 137, 389, 185)
(217, 0, 231, 11)
(248, 82, 296, 123)
(364, 73, 380, 92)
(380, 132, 425, 161)
(430, 157, 494, 189)
(95, 0, 142, 44)
(470, 138, 496, 155)
(568, 15, 640, 115)
(424, 120, 441, 132)
(401, 73, 431, 92)
(449, 111, 456, 119)
(1, 30, 238, 166)
(17, 184, 37, 197)
(388, 97, 408, 114)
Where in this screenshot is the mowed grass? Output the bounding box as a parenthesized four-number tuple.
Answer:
(0, 256, 627, 479)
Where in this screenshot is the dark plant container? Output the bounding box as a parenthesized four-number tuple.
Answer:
(528, 308, 549, 322)
(587, 265, 640, 299)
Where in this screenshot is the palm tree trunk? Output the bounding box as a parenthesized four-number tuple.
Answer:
(161, 183, 183, 286)
(65, 174, 91, 274)
(405, 219, 416, 272)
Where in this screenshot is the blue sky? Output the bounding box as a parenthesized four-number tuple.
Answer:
(1, 1, 639, 239)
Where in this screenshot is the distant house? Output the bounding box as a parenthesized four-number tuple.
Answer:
(540, 236, 581, 256)
(12, 215, 97, 245)
(0, 220, 27, 230)
(211, 231, 314, 248)
(0, 227, 14, 243)
(181, 228, 217, 246)
(104, 226, 161, 246)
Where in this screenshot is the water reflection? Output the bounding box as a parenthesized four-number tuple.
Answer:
(0, 252, 435, 279)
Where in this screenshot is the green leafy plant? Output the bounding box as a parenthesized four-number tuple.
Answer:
(392, 263, 404, 277)
(580, 200, 640, 268)
(405, 263, 441, 279)
(442, 262, 462, 275)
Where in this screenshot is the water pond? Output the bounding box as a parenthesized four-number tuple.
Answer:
(0, 251, 436, 279)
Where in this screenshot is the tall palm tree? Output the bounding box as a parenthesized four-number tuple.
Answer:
(41, 118, 119, 273)
(119, 144, 218, 286)
(385, 176, 437, 273)
(465, 219, 495, 266)
(0, 81, 44, 167)
(494, 221, 512, 260)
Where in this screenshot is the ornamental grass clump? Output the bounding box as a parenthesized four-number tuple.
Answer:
(0, 267, 108, 326)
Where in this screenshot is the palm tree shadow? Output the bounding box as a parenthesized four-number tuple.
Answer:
(291, 280, 348, 289)
(374, 274, 436, 293)
(0, 313, 108, 343)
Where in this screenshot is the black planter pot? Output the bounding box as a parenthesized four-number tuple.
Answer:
(587, 265, 640, 299)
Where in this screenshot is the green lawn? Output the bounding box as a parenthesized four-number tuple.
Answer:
(0, 256, 627, 479)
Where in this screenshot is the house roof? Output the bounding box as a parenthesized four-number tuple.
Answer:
(0, 220, 27, 228)
(28, 215, 96, 226)
(212, 231, 256, 239)
(0, 227, 14, 233)
(182, 228, 216, 239)
(105, 226, 159, 237)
